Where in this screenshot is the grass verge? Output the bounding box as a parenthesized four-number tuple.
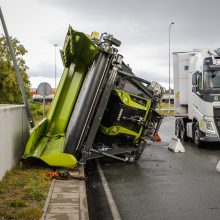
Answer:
(30, 102, 52, 124)
(0, 163, 51, 220)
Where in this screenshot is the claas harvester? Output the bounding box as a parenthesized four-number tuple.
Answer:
(23, 27, 165, 168)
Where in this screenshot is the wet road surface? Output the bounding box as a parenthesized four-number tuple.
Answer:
(98, 116, 220, 220)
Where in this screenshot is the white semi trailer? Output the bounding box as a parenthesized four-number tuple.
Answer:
(173, 48, 220, 146)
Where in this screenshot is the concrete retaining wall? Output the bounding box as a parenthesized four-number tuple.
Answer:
(0, 105, 30, 180)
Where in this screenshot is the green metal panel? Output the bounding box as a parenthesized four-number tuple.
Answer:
(113, 89, 149, 110)
(23, 118, 48, 158)
(47, 62, 87, 135)
(23, 26, 100, 168)
(100, 89, 152, 142)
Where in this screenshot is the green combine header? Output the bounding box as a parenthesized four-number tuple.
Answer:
(23, 26, 165, 168)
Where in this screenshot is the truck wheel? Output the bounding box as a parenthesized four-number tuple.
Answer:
(180, 122, 188, 141)
(176, 120, 181, 138)
(180, 124, 185, 141)
(193, 122, 201, 147)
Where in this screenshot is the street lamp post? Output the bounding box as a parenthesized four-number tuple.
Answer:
(54, 44, 58, 90)
(169, 22, 174, 112)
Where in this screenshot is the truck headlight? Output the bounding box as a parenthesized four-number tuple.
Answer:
(206, 133, 217, 137)
(205, 120, 214, 132)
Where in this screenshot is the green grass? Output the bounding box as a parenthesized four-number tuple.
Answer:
(10, 199, 27, 208)
(30, 103, 52, 124)
(0, 103, 53, 219)
(0, 164, 51, 220)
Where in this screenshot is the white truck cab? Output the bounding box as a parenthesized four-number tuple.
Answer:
(173, 48, 220, 146)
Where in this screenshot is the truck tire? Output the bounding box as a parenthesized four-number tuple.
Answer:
(175, 119, 181, 138)
(193, 122, 201, 147)
(176, 118, 187, 141)
(180, 119, 188, 141)
(180, 121, 188, 141)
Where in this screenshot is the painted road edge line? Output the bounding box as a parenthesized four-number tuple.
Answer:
(96, 160, 122, 220)
(216, 160, 220, 172)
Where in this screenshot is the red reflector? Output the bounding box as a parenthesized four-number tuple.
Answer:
(155, 134, 161, 142)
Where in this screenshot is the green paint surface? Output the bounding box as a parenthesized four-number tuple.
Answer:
(23, 26, 99, 168)
(100, 89, 152, 142)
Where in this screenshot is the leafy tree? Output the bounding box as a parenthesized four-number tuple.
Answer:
(0, 35, 30, 104)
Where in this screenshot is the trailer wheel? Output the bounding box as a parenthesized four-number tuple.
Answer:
(193, 122, 201, 147)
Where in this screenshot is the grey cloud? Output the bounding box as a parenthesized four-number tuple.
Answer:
(135, 70, 170, 85)
(31, 0, 220, 88)
(41, 0, 220, 53)
(28, 63, 63, 78)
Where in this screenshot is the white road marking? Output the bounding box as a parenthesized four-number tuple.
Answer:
(216, 160, 220, 172)
(96, 160, 122, 220)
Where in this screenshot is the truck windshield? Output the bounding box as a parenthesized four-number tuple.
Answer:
(204, 71, 220, 91)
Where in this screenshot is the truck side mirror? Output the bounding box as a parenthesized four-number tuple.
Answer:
(192, 73, 197, 86)
(192, 71, 203, 93)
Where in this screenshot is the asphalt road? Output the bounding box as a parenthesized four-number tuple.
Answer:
(99, 116, 220, 220)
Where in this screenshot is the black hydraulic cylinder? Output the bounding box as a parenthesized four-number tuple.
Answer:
(118, 69, 151, 85)
(64, 52, 109, 155)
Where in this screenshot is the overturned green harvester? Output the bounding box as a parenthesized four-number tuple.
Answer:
(23, 26, 165, 168)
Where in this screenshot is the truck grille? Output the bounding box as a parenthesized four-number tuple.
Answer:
(213, 107, 220, 136)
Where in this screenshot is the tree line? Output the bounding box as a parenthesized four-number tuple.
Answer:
(0, 35, 30, 104)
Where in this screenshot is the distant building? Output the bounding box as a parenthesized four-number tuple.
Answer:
(31, 94, 54, 103)
(161, 94, 174, 103)
(30, 87, 56, 103)
(30, 88, 37, 96)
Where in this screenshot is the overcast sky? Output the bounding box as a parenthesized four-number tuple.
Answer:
(0, 0, 220, 88)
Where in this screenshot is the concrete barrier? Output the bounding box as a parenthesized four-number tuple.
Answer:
(0, 105, 30, 180)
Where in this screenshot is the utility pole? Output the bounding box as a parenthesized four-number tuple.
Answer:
(0, 7, 34, 128)
(54, 44, 58, 90)
(169, 22, 174, 112)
